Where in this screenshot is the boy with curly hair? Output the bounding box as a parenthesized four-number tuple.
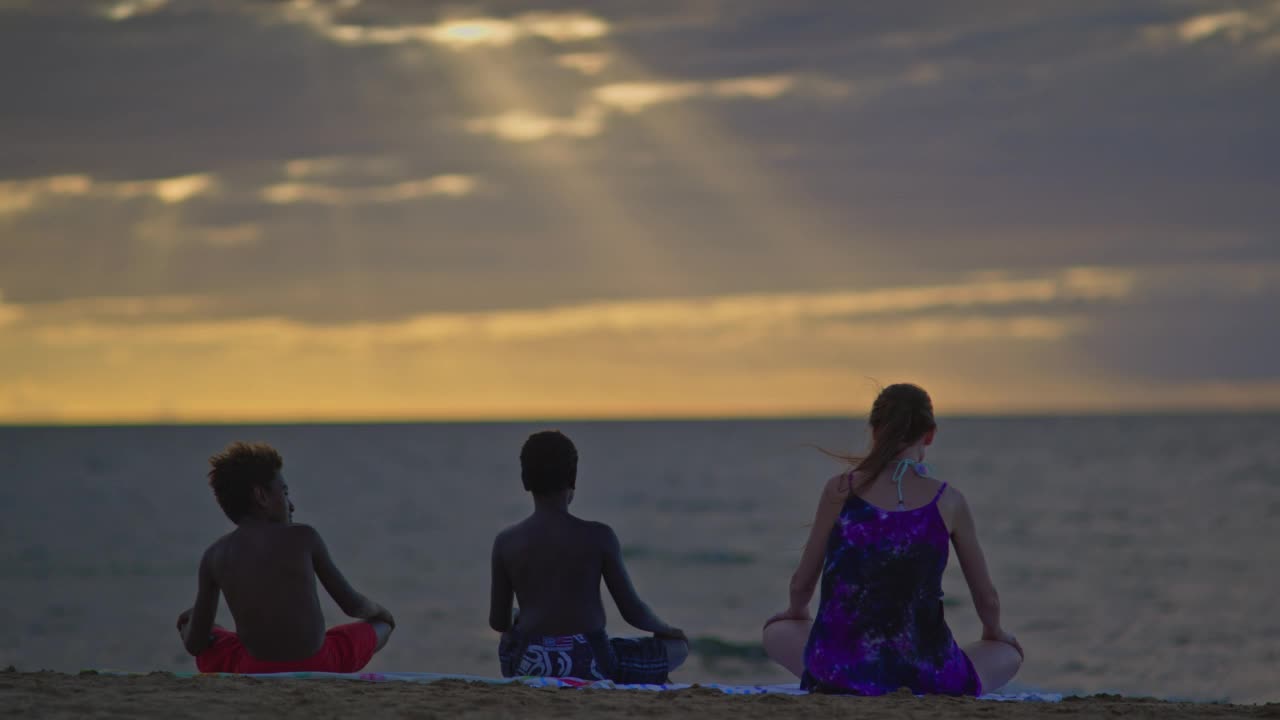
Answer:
(176, 442, 395, 673)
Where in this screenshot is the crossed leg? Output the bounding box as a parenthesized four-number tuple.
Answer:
(761, 619, 809, 679)
(962, 640, 1022, 694)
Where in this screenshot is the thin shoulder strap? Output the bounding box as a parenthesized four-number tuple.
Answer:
(931, 482, 949, 504)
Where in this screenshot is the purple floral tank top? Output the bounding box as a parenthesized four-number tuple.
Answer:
(801, 472, 981, 696)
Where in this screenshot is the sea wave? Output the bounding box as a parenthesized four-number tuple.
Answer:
(622, 546, 756, 566)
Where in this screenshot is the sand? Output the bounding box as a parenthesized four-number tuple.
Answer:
(2, 671, 1274, 719)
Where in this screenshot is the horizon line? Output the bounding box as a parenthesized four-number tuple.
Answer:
(2, 407, 1278, 428)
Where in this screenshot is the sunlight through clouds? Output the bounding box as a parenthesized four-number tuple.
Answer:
(426, 25, 688, 292)
(5, 1, 1278, 421)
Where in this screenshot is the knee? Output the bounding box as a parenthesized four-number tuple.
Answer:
(369, 620, 393, 651)
(996, 639, 1023, 673)
(762, 619, 799, 654)
(762, 621, 779, 648)
(664, 638, 690, 670)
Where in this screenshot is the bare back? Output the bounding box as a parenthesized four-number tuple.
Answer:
(493, 513, 610, 637)
(840, 466, 1004, 630)
(848, 467, 952, 521)
(207, 524, 326, 661)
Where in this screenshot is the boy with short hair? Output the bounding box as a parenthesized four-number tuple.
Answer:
(489, 430, 689, 683)
(177, 442, 395, 673)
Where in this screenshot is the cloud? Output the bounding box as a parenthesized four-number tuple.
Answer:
(467, 73, 840, 143)
(99, 0, 167, 22)
(283, 155, 403, 180)
(24, 267, 1133, 346)
(197, 223, 262, 248)
(413, 266, 1131, 342)
(517, 11, 610, 44)
(592, 73, 830, 113)
(816, 315, 1080, 343)
(556, 52, 611, 76)
(0, 172, 217, 217)
(0, 175, 91, 216)
(710, 74, 796, 99)
(1141, 3, 1280, 54)
(593, 81, 704, 113)
(280, 4, 609, 50)
(465, 106, 605, 142)
(259, 174, 477, 205)
(113, 174, 216, 203)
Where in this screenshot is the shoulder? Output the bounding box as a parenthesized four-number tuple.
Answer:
(201, 532, 235, 573)
(286, 522, 321, 539)
(492, 522, 520, 548)
(204, 529, 238, 557)
(822, 471, 855, 500)
(585, 519, 616, 538)
(936, 483, 972, 529)
(938, 482, 968, 508)
(583, 520, 621, 548)
(283, 523, 325, 550)
(492, 518, 540, 551)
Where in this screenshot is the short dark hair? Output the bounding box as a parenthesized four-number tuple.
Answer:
(208, 442, 283, 523)
(520, 431, 577, 495)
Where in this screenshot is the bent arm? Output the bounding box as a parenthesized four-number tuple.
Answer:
(950, 492, 1003, 634)
(309, 526, 394, 627)
(601, 526, 679, 635)
(489, 535, 514, 632)
(181, 549, 220, 656)
(787, 475, 846, 613)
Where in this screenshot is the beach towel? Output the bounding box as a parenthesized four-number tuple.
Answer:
(98, 670, 1062, 701)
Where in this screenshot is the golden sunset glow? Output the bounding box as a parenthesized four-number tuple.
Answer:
(3, 264, 1278, 422)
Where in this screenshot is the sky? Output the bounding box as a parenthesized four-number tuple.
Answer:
(1, 0, 1278, 422)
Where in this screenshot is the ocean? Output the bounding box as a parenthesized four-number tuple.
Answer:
(1, 416, 1276, 702)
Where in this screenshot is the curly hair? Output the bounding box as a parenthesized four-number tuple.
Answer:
(208, 442, 283, 523)
(520, 430, 578, 495)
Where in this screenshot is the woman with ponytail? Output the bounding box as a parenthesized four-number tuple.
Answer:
(761, 383, 1023, 696)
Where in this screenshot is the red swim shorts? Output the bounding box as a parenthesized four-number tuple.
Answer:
(196, 623, 377, 674)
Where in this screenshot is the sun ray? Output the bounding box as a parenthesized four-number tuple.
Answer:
(583, 47, 873, 286)
(422, 29, 695, 298)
